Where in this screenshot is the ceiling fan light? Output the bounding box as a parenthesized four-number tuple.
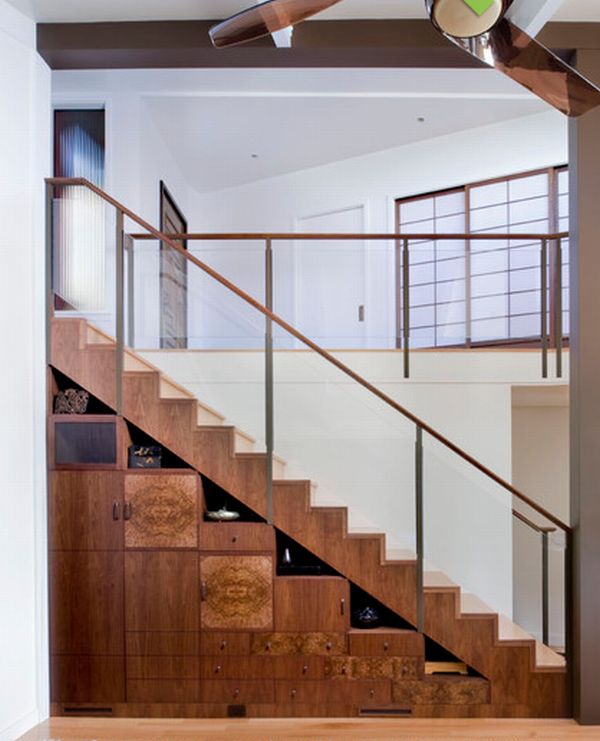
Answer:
(428, 0, 505, 39)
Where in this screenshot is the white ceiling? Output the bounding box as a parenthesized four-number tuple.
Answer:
(7, 0, 600, 23)
(53, 67, 551, 193)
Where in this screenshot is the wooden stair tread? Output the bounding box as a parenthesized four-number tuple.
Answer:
(460, 593, 495, 615)
(424, 571, 458, 589)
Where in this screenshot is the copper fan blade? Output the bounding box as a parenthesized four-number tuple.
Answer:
(447, 17, 600, 117)
(209, 0, 344, 48)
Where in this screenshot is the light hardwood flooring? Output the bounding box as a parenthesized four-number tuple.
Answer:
(17, 718, 600, 741)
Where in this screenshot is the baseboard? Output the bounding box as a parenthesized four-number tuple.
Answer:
(0, 709, 40, 741)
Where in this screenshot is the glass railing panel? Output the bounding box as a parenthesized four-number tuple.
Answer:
(272, 336, 418, 583)
(50, 183, 117, 335)
(422, 429, 566, 653)
(128, 238, 266, 453)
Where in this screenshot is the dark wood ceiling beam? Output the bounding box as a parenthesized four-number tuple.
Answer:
(37, 19, 600, 71)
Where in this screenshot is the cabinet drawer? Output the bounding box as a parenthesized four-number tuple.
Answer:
(392, 677, 490, 705)
(349, 629, 424, 657)
(274, 577, 349, 632)
(127, 656, 199, 679)
(126, 631, 199, 656)
(251, 633, 347, 656)
(199, 523, 275, 552)
(127, 679, 199, 703)
(200, 632, 251, 656)
(198, 680, 274, 704)
(326, 656, 422, 680)
(275, 679, 392, 706)
(200, 656, 324, 680)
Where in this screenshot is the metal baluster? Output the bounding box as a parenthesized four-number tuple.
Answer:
(542, 530, 550, 646)
(555, 237, 563, 378)
(415, 425, 424, 633)
(265, 239, 274, 525)
(541, 238, 548, 379)
(126, 233, 135, 348)
(115, 210, 125, 416)
(403, 238, 410, 379)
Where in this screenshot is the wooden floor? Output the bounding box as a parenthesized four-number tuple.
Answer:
(17, 718, 600, 741)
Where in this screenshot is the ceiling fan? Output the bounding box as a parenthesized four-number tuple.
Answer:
(209, 0, 600, 117)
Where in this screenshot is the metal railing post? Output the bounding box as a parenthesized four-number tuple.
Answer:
(125, 233, 135, 348)
(555, 237, 563, 379)
(415, 425, 424, 633)
(542, 530, 550, 646)
(115, 210, 125, 416)
(403, 238, 410, 379)
(265, 238, 274, 525)
(45, 182, 55, 366)
(541, 238, 549, 379)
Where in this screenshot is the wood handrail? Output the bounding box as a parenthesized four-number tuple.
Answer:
(513, 509, 557, 535)
(46, 177, 571, 534)
(128, 231, 570, 241)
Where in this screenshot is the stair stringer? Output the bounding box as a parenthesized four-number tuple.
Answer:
(49, 317, 567, 718)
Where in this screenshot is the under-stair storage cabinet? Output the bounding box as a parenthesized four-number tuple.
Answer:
(49, 470, 125, 705)
(274, 577, 350, 633)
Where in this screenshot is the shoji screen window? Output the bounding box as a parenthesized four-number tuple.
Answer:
(397, 189, 467, 348)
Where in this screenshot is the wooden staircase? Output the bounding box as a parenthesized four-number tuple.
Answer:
(49, 316, 567, 718)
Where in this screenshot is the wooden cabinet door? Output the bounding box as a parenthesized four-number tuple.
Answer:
(49, 470, 123, 551)
(124, 472, 200, 549)
(125, 551, 199, 632)
(274, 577, 349, 632)
(50, 550, 125, 656)
(200, 555, 273, 631)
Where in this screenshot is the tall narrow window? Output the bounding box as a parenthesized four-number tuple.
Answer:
(54, 109, 106, 312)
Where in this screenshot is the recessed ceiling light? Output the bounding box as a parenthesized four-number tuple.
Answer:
(417, 117, 426, 123)
(251, 153, 259, 158)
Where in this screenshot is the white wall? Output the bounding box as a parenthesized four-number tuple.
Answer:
(512, 398, 569, 646)
(0, 2, 51, 739)
(141, 347, 568, 619)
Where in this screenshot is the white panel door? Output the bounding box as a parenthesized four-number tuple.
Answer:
(295, 206, 366, 349)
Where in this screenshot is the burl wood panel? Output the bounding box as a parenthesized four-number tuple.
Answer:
(125, 551, 199, 632)
(325, 656, 422, 680)
(126, 632, 199, 656)
(50, 551, 124, 655)
(273, 577, 350, 633)
(125, 473, 199, 549)
(200, 555, 273, 631)
(251, 633, 348, 656)
(51, 656, 125, 703)
(348, 629, 424, 658)
(393, 677, 491, 705)
(198, 522, 275, 552)
(49, 470, 123, 551)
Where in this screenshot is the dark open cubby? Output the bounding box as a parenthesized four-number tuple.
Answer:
(275, 530, 339, 576)
(201, 475, 266, 523)
(51, 368, 114, 415)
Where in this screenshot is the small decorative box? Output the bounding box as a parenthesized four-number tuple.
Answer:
(128, 445, 162, 468)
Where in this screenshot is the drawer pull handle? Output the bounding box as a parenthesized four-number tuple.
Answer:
(220, 640, 227, 651)
(302, 665, 308, 675)
(383, 641, 389, 652)
(325, 642, 332, 651)
(232, 536, 238, 543)
(291, 689, 297, 699)
(265, 642, 272, 652)
(214, 665, 222, 674)
(233, 688, 240, 698)
(340, 598, 346, 616)
(369, 689, 375, 698)
(200, 581, 207, 601)
(123, 502, 132, 521)
(112, 502, 121, 521)
(401, 665, 408, 676)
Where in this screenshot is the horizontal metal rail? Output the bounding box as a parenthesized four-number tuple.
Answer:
(46, 177, 571, 534)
